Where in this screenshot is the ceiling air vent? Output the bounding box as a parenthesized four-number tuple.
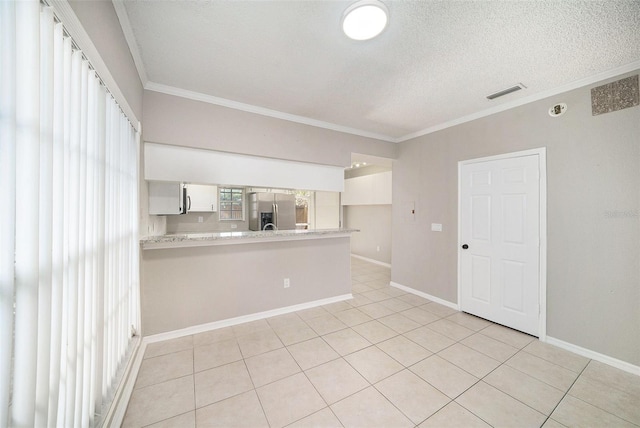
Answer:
(486, 84, 526, 100)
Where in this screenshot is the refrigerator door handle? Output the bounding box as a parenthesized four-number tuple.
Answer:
(275, 203, 279, 226)
(272, 203, 276, 226)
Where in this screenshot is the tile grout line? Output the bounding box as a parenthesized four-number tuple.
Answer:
(134, 260, 637, 428)
(191, 345, 196, 424)
(331, 316, 449, 427)
(539, 362, 590, 427)
(239, 356, 272, 428)
(311, 296, 427, 426)
(405, 320, 547, 427)
(460, 343, 581, 424)
(560, 361, 640, 427)
(331, 262, 438, 425)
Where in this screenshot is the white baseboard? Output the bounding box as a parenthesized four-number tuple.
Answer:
(390, 281, 460, 310)
(109, 293, 353, 426)
(544, 336, 640, 377)
(143, 293, 352, 344)
(390, 281, 640, 377)
(104, 336, 143, 428)
(351, 253, 391, 268)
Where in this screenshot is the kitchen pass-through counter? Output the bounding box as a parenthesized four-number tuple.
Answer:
(140, 229, 358, 337)
(140, 228, 358, 250)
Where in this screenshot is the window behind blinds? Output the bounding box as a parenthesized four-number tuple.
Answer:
(0, 1, 140, 426)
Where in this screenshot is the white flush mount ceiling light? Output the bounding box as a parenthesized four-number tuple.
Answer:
(342, 0, 389, 41)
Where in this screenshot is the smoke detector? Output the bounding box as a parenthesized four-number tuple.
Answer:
(549, 103, 568, 117)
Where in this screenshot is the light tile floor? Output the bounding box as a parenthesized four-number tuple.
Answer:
(123, 257, 640, 427)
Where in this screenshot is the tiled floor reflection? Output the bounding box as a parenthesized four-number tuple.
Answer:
(124, 257, 640, 427)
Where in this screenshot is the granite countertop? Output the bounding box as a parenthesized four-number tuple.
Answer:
(140, 228, 358, 250)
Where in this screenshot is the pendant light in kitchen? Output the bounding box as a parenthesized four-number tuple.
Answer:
(342, 0, 389, 41)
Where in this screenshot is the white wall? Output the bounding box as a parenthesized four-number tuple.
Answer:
(68, 0, 143, 119)
(143, 90, 397, 167)
(341, 171, 393, 264)
(141, 237, 351, 335)
(344, 205, 392, 264)
(392, 70, 640, 367)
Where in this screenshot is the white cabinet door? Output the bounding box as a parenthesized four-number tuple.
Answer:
(342, 172, 391, 206)
(315, 192, 340, 229)
(148, 181, 184, 215)
(186, 184, 218, 212)
(341, 178, 356, 205)
(372, 171, 392, 205)
(342, 175, 370, 205)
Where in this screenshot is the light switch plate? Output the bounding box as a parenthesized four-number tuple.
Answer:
(431, 223, 443, 232)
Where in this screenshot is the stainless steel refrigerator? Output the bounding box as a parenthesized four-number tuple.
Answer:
(248, 193, 296, 231)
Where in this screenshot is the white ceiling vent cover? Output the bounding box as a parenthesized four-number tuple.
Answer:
(486, 84, 526, 100)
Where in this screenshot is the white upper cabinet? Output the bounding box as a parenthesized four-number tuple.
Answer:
(315, 191, 340, 229)
(341, 171, 392, 206)
(372, 171, 392, 205)
(148, 181, 185, 215)
(186, 184, 218, 212)
(144, 142, 345, 192)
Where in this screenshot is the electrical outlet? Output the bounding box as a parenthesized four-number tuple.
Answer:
(283, 278, 290, 288)
(376, 246, 380, 252)
(198, 216, 203, 223)
(231, 224, 237, 229)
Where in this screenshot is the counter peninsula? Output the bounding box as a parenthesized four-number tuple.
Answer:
(140, 229, 357, 337)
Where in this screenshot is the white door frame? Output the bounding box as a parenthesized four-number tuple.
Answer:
(457, 147, 547, 340)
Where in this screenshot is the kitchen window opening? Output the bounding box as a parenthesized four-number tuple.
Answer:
(219, 188, 245, 220)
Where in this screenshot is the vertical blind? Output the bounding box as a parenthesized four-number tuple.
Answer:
(0, 1, 140, 427)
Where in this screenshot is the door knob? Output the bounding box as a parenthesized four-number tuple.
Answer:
(462, 244, 469, 249)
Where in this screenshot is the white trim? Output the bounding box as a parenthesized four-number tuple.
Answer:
(143, 293, 353, 344)
(102, 337, 143, 428)
(111, 0, 148, 86)
(390, 281, 459, 310)
(104, 4, 640, 149)
(144, 81, 398, 143)
(144, 59, 640, 145)
(538, 149, 548, 341)
(48, 0, 140, 131)
(457, 147, 547, 339)
(459, 147, 547, 165)
(397, 60, 640, 143)
(351, 253, 391, 268)
(544, 336, 640, 377)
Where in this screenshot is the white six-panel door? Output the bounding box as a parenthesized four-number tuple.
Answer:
(459, 153, 541, 336)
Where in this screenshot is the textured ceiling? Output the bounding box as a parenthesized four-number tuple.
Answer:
(118, 0, 640, 142)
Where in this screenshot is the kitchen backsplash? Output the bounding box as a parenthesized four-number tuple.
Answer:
(165, 212, 249, 233)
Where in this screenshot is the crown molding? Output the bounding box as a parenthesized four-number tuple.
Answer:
(145, 59, 640, 145)
(112, 0, 148, 86)
(49, 0, 140, 131)
(144, 81, 399, 143)
(103, 2, 640, 146)
(397, 60, 640, 143)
